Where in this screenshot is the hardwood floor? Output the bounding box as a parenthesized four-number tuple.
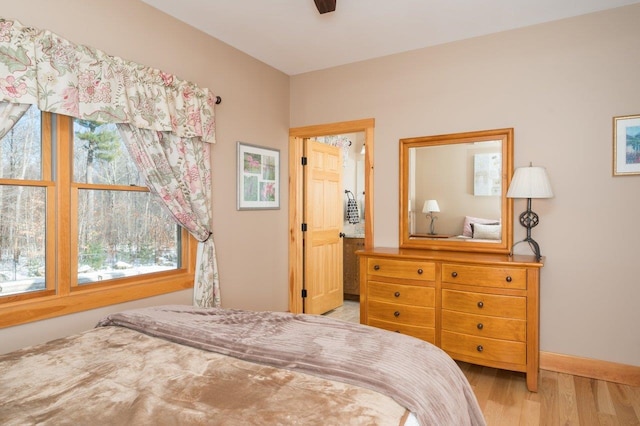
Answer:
(458, 362, 640, 425)
(324, 301, 640, 425)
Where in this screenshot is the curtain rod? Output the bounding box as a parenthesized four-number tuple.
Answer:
(215, 96, 222, 105)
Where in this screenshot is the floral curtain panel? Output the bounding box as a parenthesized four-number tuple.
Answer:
(0, 101, 30, 139)
(118, 125, 220, 307)
(0, 18, 221, 306)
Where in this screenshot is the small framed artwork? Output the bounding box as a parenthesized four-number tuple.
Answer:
(613, 114, 640, 176)
(473, 153, 502, 196)
(237, 142, 280, 210)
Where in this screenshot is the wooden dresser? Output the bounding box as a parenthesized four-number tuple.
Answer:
(343, 237, 364, 300)
(358, 248, 543, 392)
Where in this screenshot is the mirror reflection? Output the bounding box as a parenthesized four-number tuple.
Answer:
(409, 141, 502, 238)
(399, 128, 513, 254)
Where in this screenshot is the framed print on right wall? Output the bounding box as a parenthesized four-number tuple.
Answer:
(613, 114, 640, 176)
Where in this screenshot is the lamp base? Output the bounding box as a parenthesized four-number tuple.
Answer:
(510, 237, 542, 260)
(510, 198, 543, 260)
(427, 213, 437, 235)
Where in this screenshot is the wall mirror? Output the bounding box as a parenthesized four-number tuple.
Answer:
(399, 128, 514, 254)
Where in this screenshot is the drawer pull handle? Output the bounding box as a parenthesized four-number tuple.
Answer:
(506, 276, 512, 282)
(417, 268, 423, 275)
(477, 301, 484, 308)
(394, 311, 400, 317)
(451, 271, 458, 278)
(477, 323, 484, 330)
(477, 345, 484, 352)
(374, 265, 380, 270)
(394, 291, 401, 298)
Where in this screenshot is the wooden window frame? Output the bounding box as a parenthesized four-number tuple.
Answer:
(0, 113, 196, 328)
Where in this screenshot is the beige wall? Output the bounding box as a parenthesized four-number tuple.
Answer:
(291, 5, 640, 367)
(0, 0, 290, 353)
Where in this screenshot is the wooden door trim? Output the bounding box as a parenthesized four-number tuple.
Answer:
(288, 118, 375, 314)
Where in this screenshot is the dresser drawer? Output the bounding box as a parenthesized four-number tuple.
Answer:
(442, 263, 527, 289)
(442, 309, 526, 342)
(367, 258, 435, 281)
(442, 289, 526, 319)
(441, 330, 526, 366)
(368, 300, 435, 327)
(368, 318, 436, 344)
(368, 281, 435, 307)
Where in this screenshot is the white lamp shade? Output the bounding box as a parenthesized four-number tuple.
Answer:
(506, 166, 553, 199)
(422, 199, 440, 213)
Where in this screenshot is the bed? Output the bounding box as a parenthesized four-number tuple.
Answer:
(0, 305, 485, 425)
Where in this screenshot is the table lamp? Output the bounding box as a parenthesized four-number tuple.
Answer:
(506, 164, 553, 260)
(422, 199, 440, 235)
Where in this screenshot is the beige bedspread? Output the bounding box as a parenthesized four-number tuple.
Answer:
(97, 305, 485, 426)
(0, 326, 409, 425)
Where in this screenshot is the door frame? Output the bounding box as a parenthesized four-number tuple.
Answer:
(288, 118, 375, 314)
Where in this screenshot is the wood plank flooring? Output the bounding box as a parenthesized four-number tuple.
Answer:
(324, 301, 640, 425)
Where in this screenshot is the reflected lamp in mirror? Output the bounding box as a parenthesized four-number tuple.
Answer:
(506, 164, 553, 260)
(422, 199, 440, 235)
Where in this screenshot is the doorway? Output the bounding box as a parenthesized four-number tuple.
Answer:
(288, 118, 375, 314)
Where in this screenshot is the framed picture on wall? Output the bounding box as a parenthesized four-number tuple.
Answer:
(473, 153, 502, 195)
(613, 114, 640, 176)
(237, 142, 280, 210)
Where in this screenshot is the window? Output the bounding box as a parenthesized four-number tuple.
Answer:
(0, 107, 196, 327)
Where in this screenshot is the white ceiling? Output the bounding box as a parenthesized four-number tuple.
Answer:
(141, 0, 639, 76)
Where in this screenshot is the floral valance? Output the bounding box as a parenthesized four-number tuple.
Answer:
(0, 18, 217, 143)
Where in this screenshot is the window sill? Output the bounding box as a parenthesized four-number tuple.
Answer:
(0, 272, 194, 328)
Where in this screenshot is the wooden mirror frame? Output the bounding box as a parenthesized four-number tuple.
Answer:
(399, 128, 514, 254)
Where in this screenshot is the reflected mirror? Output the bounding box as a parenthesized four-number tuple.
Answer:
(399, 128, 513, 254)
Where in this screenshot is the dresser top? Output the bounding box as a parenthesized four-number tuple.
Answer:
(356, 247, 544, 268)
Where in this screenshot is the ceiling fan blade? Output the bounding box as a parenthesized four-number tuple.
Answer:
(314, 0, 336, 14)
